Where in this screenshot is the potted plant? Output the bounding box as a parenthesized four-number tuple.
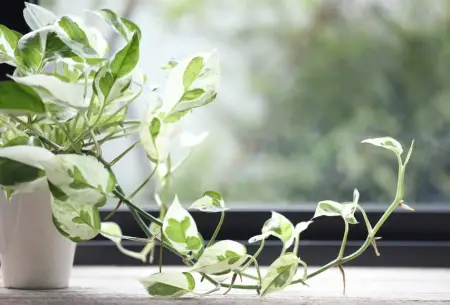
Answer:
(0, 2, 415, 298)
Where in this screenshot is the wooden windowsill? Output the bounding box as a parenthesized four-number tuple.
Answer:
(1, 267, 449, 304)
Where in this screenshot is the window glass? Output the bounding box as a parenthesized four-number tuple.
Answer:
(42, 0, 450, 205)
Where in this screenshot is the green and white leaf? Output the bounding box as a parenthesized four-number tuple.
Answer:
(260, 253, 298, 297)
(23, 2, 57, 31)
(313, 200, 358, 225)
(248, 212, 295, 248)
(100, 222, 152, 262)
(189, 240, 247, 274)
(52, 198, 100, 242)
(189, 190, 227, 213)
(14, 28, 48, 73)
(160, 51, 220, 116)
(140, 94, 173, 163)
(11, 74, 90, 108)
(41, 154, 115, 208)
(0, 25, 21, 66)
(140, 272, 195, 298)
(361, 137, 403, 156)
(93, 64, 133, 106)
(162, 196, 203, 256)
(91, 9, 141, 41)
(55, 16, 108, 58)
(0, 81, 46, 114)
(0, 145, 54, 193)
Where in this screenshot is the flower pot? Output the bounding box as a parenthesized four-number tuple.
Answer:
(0, 189, 76, 289)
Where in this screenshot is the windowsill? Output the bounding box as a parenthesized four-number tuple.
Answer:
(1, 267, 449, 304)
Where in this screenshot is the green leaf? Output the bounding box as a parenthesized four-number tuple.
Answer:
(110, 32, 140, 78)
(11, 74, 89, 109)
(404, 140, 415, 165)
(23, 2, 57, 31)
(183, 57, 204, 90)
(51, 197, 100, 242)
(163, 109, 190, 123)
(0, 25, 20, 66)
(162, 196, 203, 256)
(260, 253, 298, 297)
(140, 272, 195, 298)
(189, 240, 247, 274)
(44, 32, 74, 62)
(150, 117, 161, 140)
(189, 190, 227, 213)
(14, 29, 46, 73)
(181, 88, 205, 101)
(248, 212, 295, 248)
(41, 154, 114, 208)
(361, 137, 403, 156)
(0, 82, 45, 114)
(121, 18, 142, 40)
(100, 222, 152, 262)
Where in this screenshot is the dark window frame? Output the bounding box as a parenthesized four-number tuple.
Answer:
(75, 204, 450, 267)
(3, 1, 449, 267)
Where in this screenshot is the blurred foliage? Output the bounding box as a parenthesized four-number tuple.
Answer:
(160, 0, 450, 203)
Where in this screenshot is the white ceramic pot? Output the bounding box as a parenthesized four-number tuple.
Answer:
(0, 189, 76, 289)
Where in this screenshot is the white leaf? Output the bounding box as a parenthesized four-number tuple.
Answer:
(11, 74, 90, 108)
(162, 196, 203, 256)
(294, 220, 313, 235)
(190, 240, 247, 274)
(353, 188, 360, 204)
(180, 131, 209, 148)
(260, 253, 298, 297)
(23, 3, 57, 31)
(248, 231, 271, 244)
(361, 137, 403, 155)
(140, 272, 195, 298)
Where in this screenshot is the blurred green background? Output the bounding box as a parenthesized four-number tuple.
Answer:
(43, 0, 450, 205)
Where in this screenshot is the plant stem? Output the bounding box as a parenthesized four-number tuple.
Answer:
(293, 234, 300, 256)
(207, 210, 225, 248)
(291, 154, 406, 285)
(128, 163, 159, 199)
(112, 189, 162, 226)
(159, 226, 163, 273)
(337, 221, 349, 260)
(109, 139, 139, 167)
(11, 116, 62, 151)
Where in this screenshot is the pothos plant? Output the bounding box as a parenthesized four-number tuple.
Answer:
(0, 2, 415, 298)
